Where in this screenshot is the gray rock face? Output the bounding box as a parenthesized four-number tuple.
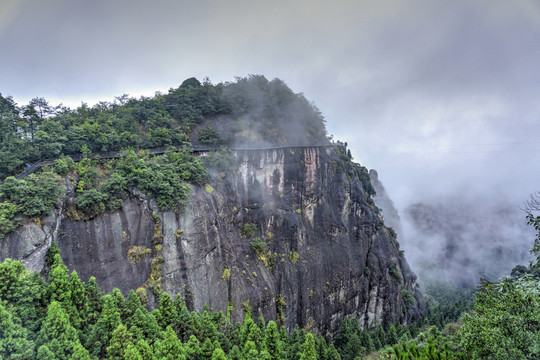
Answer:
(0, 147, 423, 335)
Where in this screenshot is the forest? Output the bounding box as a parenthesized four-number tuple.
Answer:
(1, 237, 538, 359)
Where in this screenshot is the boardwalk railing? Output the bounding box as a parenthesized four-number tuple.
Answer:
(12, 143, 340, 180)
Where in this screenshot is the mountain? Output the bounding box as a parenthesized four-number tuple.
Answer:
(0, 75, 423, 335)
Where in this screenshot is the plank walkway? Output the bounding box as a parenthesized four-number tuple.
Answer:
(13, 143, 340, 180)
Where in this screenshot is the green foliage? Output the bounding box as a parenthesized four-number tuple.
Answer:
(242, 222, 257, 238)
(401, 289, 416, 310)
(250, 238, 268, 256)
(389, 261, 402, 283)
(458, 277, 540, 359)
(199, 125, 221, 145)
(0, 201, 19, 237)
(53, 155, 75, 175)
(289, 250, 300, 264)
(0, 173, 63, 235)
(203, 148, 236, 172)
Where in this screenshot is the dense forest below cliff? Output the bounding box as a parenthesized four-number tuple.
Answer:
(1, 241, 538, 359)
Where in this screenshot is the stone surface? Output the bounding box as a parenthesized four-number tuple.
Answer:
(0, 146, 423, 336)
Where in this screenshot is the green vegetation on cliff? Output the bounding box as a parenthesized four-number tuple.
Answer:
(0, 75, 328, 179)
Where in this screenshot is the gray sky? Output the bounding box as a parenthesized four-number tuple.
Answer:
(2, 0, 540, 220)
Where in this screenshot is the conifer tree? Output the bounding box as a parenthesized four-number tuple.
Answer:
(48, 254, 72, 308)
(36, 345, 56, 360)
(243, 340, 259, 360)
(84, 276, 103, 325)
(185, 334, 201, 360)
(201, 337, 215, 359)
(69, 270, 88, 329)
(86, 294, 122, 358)
(126, 289, 144, 319)
(211, 347, 228, 360)
(228, 345, 242, 360)
(264, 320, 282, 360)
(300, 333, 318, 360)
(325, 344, 342, 360)
(111, 288, 127, 320)
(343, 333, 364, 360)
(37, 301, 88, 360)
(107, 324, 135, 359)
(158, 291, 178, 330)
(135, 339, 154, 360)
(153, 325, 185, 360)
(385, 323, 398, 346)
(0, 302, 35, 359)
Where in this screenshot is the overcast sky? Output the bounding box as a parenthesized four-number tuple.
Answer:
(2, 0, 540, 217)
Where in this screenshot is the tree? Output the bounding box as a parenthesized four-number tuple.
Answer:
(107, 324, 135, 360)
(153, 325, 186, 360)
(300, 333, 318, 360)
(48, 254, 72, 310)
(0, 302, 35, 359)
(86, 294, 122, 358)
(69, 270, 88, 329)
(264, 320, 282, 360)
(36, 301, 88, 360)
(458, 278, 540, 359)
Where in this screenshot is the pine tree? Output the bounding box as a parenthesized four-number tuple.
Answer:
(84, 276, 103, 325)
(343, 333, 364, 360)
(264, 320, 282, 360)
(334, 317, 352, 352)
(126, 289, 144, 320)
(86, 294, 122, 358)
(201, 337, 215, 359)
(111, 288, 126, 321)
(36, 345, 56, 360)
(385, 323, 399, 346)
(0, 302, 35, 359)
(48, 254, 72, 309)
(300, 333, 318, 360)
(107, 324, 135, 359)
(37, 301, 88, 360)
(153, 325, 185, 360)
(135, 339, 154, 360)
(228, 345, 242, 360)
(185, 334, 201, 360)
(158, 291, 177, 329)
(211, 347, 228, 360)
(243, 341, 259, 360)
(69, 270, 88, 329)
(325, 344, 342, 360)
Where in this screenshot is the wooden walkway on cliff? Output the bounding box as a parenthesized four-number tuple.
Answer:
(14, 143, 343, 180)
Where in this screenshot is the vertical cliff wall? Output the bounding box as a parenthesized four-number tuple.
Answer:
(0, 146, 423, 335)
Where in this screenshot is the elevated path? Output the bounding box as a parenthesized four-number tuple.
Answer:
(13, 143, 341, 180)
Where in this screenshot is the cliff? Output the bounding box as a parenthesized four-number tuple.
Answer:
(0, 146, 423, 335)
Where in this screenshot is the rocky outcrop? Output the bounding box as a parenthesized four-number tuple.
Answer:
(0, 146, 423, 335)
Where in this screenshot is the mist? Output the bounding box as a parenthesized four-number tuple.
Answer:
(373, 174, 536, 287)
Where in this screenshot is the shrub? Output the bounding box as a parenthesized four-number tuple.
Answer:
(127, 246, 151, 264)
(289, 250, 300, 264)
(203, 149, 236, 172)
(401, 289, 416, 309)
(199, 126, 221, 145)
(54, 155, 76, 175)
(222, 268, 231, 281)
(250, 238, 267, 256)
(389, 261, 402, 283)
(0, 202, 19, 238)
(242, 223, 257, 238)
